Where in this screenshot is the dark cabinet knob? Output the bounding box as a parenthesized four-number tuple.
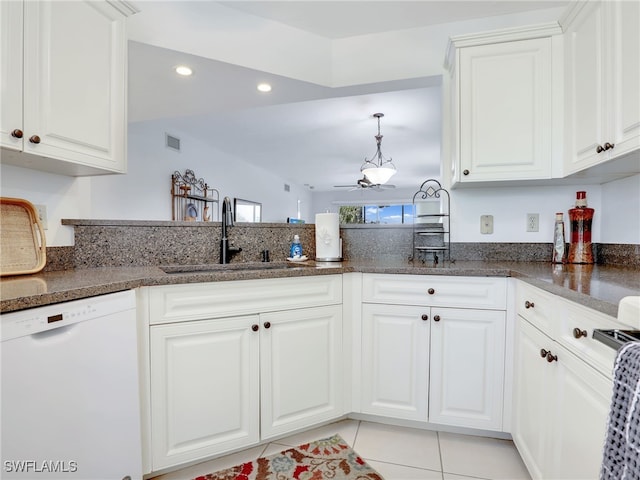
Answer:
(604, 142, 614, 150)
(596, 145, 605, 153)
(546, 352, 558, 363)
(573, 328, 587, 339)
(463, 169, 470, 176)
(427, 288, 435, 295)
(11, 129, 23, 138)
(433, 315, 441, 322)
(29, 134, 41, 144)
(251, 324, 259, 332)
(525, 301, 534, 309)
(264, 321, 271, 329)
(421, 314, 429, 321)
(540, 348, 548, 358)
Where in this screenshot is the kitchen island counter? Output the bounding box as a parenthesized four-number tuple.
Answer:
(1, 260, 638, 316)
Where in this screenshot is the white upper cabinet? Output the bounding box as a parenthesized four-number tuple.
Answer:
(0, 1, 135, 176)
(445, 24, 563, 186)
(563, 0, 640, 176)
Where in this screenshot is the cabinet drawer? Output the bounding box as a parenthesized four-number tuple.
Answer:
(148, 275, 342, 324)
(516, 281, 557, 334)
(362, 274, 506, 309)
(556, 300, 621, 378)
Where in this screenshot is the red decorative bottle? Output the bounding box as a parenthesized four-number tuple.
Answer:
(567, 191, 594, 264)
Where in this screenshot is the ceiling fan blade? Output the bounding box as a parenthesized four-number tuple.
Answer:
(334, 185, 359, 188)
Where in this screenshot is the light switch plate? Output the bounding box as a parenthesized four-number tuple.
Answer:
(481, 215, 493, 234)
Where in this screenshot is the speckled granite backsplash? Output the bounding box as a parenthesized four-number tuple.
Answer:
(61, 220, 315, 268)
(55, 220, 639, 269)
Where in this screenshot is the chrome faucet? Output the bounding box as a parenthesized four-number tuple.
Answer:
(220, 197, 242, 264)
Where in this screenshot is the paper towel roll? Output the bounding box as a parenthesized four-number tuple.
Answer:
(315, 213, 341, 261)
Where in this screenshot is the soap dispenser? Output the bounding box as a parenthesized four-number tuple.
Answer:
(290, 234, 303, 258)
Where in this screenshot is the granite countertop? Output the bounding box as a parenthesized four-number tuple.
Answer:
(1, 260, 638, 317)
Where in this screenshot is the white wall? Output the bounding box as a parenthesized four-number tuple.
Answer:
(2, 158, 637, 247)
(311, 178, 640, 246)
(0, 121, 313, 246)
(128, 2, 565, 88)
(600, 173, 640, 244)
(449, 184, 603, 243)
(0, 163, 85, 245)
(90, 121, 314, 223)
(332, 7, 566, 87)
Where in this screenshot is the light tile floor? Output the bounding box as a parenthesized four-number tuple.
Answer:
(151, 420, 532, 480)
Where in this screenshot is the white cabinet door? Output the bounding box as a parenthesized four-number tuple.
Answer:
(0, 1, 23, 151)
(551, 342, 612, 480)
(608, 0, 640, 159)
(429, 308, 506, 431)
(1, 1, 129, 175)
(564, 0, 640, 175)
(150, 316, 260, 471)
(260, 305, 343, 439)
(512, 318, 555, 480)
(564, 1, 606, 172)
(361, 304, 429, 421)
(458, 37, 553, 182)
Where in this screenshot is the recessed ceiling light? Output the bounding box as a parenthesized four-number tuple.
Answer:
(257, 83, 272, 93)
(175, 65, 193, 76)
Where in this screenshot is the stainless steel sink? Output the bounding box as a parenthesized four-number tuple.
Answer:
(160, 262, 312, 274)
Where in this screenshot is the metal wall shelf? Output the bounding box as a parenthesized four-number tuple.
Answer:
(410, 179, 451, 264)
(171, 169, 219, 222)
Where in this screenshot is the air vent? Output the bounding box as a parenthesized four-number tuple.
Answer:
(166, 134, 180, 152)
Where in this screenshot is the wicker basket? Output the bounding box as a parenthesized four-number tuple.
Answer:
(1, 197, 47, 276)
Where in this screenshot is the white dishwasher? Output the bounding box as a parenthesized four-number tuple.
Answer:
(1, 290, 142, 480)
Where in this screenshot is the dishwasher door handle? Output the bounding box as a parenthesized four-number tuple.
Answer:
(30, 324, 77, 341)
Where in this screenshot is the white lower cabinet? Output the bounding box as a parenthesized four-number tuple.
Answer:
(513, 281, 616, 480)
(260, 305, 343, 439)
(429, 307, 506, 430)
(361, 304, 430, 421)
(360, 274, 508, 431)
(150, 316, 260, 471)
(142, 276, 344, 474)
(513, 319, 612, 480)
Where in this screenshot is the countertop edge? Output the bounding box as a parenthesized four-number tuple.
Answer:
(1, 262, 634, 317)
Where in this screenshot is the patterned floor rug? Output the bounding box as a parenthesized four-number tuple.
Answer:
(193, 434, 384, 480)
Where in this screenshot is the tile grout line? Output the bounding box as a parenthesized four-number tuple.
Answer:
(437, 431, 445, 480)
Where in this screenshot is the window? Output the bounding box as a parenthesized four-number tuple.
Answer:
(339, 204, 415, 224)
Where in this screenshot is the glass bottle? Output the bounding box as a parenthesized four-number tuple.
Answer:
(552, 212, 566, 264)
(567, 191, 594, 264)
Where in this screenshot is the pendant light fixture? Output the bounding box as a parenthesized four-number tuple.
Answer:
(360, 113, 397, 185)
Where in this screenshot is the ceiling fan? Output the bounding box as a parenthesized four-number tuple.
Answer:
(334, 176, 396, 191)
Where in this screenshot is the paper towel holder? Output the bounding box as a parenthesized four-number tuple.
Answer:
(315, 212, 342, 262)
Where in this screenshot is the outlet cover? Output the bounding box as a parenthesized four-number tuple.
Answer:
(527, 213, 539, 232)
(34, 204, 48, 230)
(480, 215, 493, 234)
